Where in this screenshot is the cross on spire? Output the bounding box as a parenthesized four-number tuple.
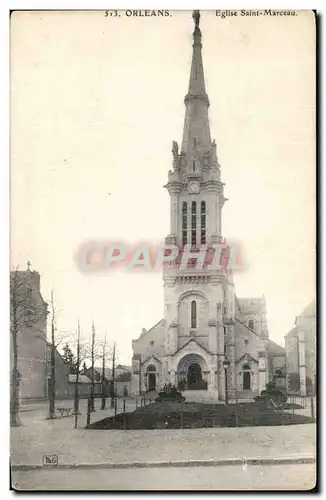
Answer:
(27, 260, 31, 271)
(192, 10, 200, 28)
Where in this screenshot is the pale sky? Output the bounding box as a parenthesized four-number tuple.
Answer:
(11, 10, 315, 364)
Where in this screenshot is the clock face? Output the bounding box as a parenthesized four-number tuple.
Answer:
(189, 182, 199, 194)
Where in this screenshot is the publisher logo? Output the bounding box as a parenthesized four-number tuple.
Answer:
(42, 455, 58, 467)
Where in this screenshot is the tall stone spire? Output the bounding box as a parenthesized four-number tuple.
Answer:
(165, 11, 225, 247)
(181, 10, 212, 163)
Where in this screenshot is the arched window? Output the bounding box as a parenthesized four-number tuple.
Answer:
(201, 201, 206, 244)
(191, 202, 197, 245)
(147, 364, 156, 372)
(191, 300, 197, 328)
(182, 202, 187, 247)
(194, 137, 196, 147)
(243, 364, 250, 371)
(193, 160, 196, 171)
(248, 319, 254, 330)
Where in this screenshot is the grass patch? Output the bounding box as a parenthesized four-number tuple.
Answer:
(87, 401, 312, 430)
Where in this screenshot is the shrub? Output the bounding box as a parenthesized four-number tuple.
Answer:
(271, 390, 287, 405)
(155, 386, 185, 402)
(256, 382, 287, 406)
(287, 373, 300, 392)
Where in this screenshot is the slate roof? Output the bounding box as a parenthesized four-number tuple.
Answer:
(267, 339, 286, 356)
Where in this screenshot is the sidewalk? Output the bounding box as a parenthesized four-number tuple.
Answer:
(11, 417, 316, 468)
(16, 398, 143, 428)
(18, 396, 142, 413)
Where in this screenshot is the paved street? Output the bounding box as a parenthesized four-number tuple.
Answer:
(12, 464, 316, 491)
(11, 416, 316, 468)
(11, 398, 316, 491)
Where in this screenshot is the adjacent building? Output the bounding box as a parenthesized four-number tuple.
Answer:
(85, 365, 132, 397)
(266, 339, 286, 389)
(10, 265, 74, 402)
(285, 301, 316, 395)
(46, 343, 70, 399)
(10, 266, 48, 402)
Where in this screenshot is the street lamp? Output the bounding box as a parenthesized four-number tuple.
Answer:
(223, 359, 230, 404)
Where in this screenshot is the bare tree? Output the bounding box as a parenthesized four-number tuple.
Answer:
(90, 321, 96, 412)
(83, 321, 105, 412)
(48, 291, 56, 419)
(10, 266, 47, 427)
(44, 290, 70, 419)
(73, 321, 89, 429)
(110, 341, 116, 409)
(99, 336, 113, 410)
(74, 321, 81, 427)
(36, 290, 73, 419)
(100, 336, 107, 410)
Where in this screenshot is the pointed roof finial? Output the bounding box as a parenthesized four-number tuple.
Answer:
(192, 10, 200, 28)
(27, 260, 31, 271)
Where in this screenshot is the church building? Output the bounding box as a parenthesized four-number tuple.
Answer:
(131, 12, 277, 401)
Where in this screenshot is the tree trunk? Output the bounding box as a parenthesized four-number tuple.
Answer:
(110, 342, 116, 409)
(74, 371, 80, 429)
(10, 331, 21, 426)
(48, 342, 55, 418)
(74, 320, 81, 429)
(48, 317, 56, 419)
(101, 342, 106, 410)
(91, 323, 95, 412)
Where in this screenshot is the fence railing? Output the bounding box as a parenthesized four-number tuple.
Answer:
(286, 394, 312, 408)
(85, 395, 153, 428)
(53, 392, 316, 429)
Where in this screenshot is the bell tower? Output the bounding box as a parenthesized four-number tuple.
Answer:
(162, 12, 233, 400)
(165, 11, 227, 249)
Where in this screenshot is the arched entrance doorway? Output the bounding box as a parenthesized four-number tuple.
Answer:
(243, 364, 251, 391)
(177, 353, 208, 391)
(148, 373, 156, 391)
(147, 365, 156, 392)
(187, 363, 202, 389)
